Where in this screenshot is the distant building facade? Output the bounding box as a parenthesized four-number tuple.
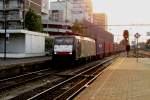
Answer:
(43, 0, 93, 35)
(93, 13, 107, 31)
(41, 0, 49, 21)
(43, 0, 73, 35)
(71, 0, 93, 22)
(49, 1, 72, 23)
(25, 0, 42, 15)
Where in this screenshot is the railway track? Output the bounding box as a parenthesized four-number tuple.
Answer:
(0, 68, 58, 92)
(138, 51, 150, 58)
(129, 52, 150, 58)
(11, 56, 117, 100)
(0, 55, 118, 100)
(0, 64, 84, 93)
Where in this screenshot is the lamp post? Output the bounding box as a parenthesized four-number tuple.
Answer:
(3, 0, 7, 60)
(135, 33, 141, 62)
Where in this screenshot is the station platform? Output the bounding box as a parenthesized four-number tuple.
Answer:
(0, 56, 51, 79)
(0, 56, 51, 70)
(74, 57, 150, 100)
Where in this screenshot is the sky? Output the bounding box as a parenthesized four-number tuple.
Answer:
(92, 0, 150, 43)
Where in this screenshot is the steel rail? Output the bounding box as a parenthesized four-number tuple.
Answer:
(0, 68, 53, 91)
(0, 68, 50, 82)
(67, 61, 113, 100)
(27, 56, 118, 100)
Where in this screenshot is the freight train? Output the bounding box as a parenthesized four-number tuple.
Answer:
(52, 35, 124, 62)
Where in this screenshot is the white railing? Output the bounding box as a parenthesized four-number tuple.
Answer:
(7, 15, 20, 20)
(6, 6, 19, 9)
(8, 25, 23, 29)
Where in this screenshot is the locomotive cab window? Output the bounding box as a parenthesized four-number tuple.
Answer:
(54, 37, 74, 45)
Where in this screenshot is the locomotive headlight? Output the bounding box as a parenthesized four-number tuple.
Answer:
(69, 52, 72, 55)
(54, 52, 57, 54)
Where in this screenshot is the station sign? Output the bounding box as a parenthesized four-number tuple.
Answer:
(135, 33, 140, 38)
(132, 41, 136, 45)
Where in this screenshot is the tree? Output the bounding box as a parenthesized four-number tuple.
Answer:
(146, 39, 150, 45)
(25, 8, 43, 32)
(72, 20, 86, 36)
(45, 38, 53, 55)
(145, 39, 150, 49)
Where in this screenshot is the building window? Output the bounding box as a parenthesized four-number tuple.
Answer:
(7, 0, 19, 9)
(8, 22, 22, 29)
(50, 10, 64, 22)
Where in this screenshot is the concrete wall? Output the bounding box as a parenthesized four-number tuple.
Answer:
(25, 34, 45, 54)
(0, 34, 25, 53)
(0, 30, 48, 58)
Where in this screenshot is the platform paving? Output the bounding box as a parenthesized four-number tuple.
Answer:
(139, 50, 150, 57)
(0, 56, 51, 70)
(74, 57, 150, 100)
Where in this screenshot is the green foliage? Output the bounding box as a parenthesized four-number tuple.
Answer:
(145, 39, 150, 50)
(45, 38, 53, 51)
(72, 20, 86, 36)
(146, 39, 150, 45)
(25, 8, 43, 32)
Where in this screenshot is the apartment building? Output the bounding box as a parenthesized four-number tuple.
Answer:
(0, 0, 42, 30)
(93, 13, 108, 31)
(71, 0, 93, 22)
(43, 0, 93, 35)
(41, 0, 49, 20)
(43, 0, 72, 35)
(25, 0, 41, 15)
(49, 0, 72, 22)
(0, 0, 24, 29)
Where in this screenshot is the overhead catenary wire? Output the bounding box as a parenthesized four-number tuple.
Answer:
(97, 24, 150, 27)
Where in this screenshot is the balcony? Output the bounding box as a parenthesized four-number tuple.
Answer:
(5, 2, 23, 10)
(6, 5, 20, 10)
(8, 25, 23, 29)
(0, 24, 23, 29)
(0, 2, 23, 11)
(7, 15, 21, 21)
(0, 6, 21, 11)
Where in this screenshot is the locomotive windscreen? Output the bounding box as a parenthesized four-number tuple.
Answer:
(54, 37, 74, 55)
(54, 37, 73, 45)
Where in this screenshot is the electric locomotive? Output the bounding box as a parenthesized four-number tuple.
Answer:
(52, 35, 96, 62)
